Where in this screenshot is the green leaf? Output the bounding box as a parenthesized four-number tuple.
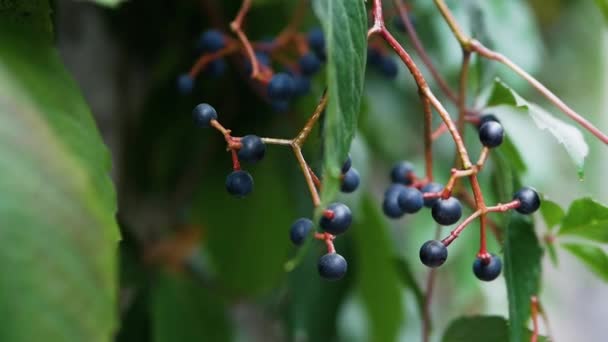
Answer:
(442, 316, 547, 342)
(503, 214, 543, 342)
(0, 2, 119, 341)
(352, 195, 404, 342)
(595, 0, 608, 22)
(558, 198, 608, 243)
(86, 0, 124, 7)
(562, 243, 608, 283)
(540, 199, 565, 231)
(313, 0, 367, 207)
(499, 136, 527, 173)
(487, 79, 589, 177)
(151, 273, 232, 342)
(394, 258, 425, 320)
(546, 242, 559, 267)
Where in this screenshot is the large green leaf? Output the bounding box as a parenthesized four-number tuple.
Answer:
(352, 196, 404, 342)
(312, 0, 367, 207)
(0, 2, 119, 341)
(539, 199, 564, 231)
(442, 316, 547, 342)
(503, 215, 543, 342)
(562, 243, 608, 283)
(595, 0, 608, 22)
(87, 0, 123, 7)
(487, 79, 589, 177)
(558, 198, 608, 243)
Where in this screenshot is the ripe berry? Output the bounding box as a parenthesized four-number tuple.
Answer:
(341, 154, 352, 174)
(198, 29, 225, 52)
(299, 52, 322, 76)
(380, 56, 398, 79)
(367, 48, 383, 67)
(478, 114, 500, 128)
(473, 254, 502, 281)
(479, 121, 505, 148)
(340, 168, 360, 193)
(204, 59, 227, 77)
(290, 218, 313, 246)
(237, 135, 266, 163)
(192, 103, 218, 127)
(397, 187, 424, 214)
(390, 161, 414, 185)
(292, 74, 311, 97)
(318, 253, 347, 280)
(419, 240, 448, 268)
(320, 202, 352, 235)
(432, 197, 462, 225)
(383, 184, 407, 219)
(177, 74, 194, 94)
(307, 28, 325, 56)
(421, 182, 444, 208)
(225, 170, 253, 197)
(268, 73, 295, 101)
(244, 52, 271, 75)
(513, 187, 541, 214)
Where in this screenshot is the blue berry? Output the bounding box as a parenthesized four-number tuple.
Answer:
(473, 254, 502, 281)
(318, 253, 347, 280)
(225, 170, 253, 197)
(397, 187, 423, 214)
(383, 184, 407, 219)
(290, 218, 313, 246)
(320, 202, 352, 235)
(478, 114, 500, 128)
(421, 182, 444, 208)
(271, 100, 290, 113)
(431, 197, 462, 225)
(513, 187, 540, 214)
(342, 154, 352, 174)
(204, 59, 227, 77)
(308, 28, 325, 56)
(367, 48, 383, 66)
(299, 52, 322, 76)
(192, 103, 218, 127)
(268, 73, 296, 101)
(292, 74, 311, 97)
(177, 74, 194, 94)
(198, 29, 225, 52)
(237, 135, 266, 163)
(340, 168, 360, 193)
(380, 56, 399, 79)
(419, 240, 448, 268)
(390, 161, 415, 185)
(244, 52, 271, 75)
(479, 121, 504, 148)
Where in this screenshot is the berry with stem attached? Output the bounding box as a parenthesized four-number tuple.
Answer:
(478, 113, 500, 128)
(473, 254, 502, 281)
(193, 103, 218, 127)
(237, 135, 266, 163)
(299, 52, 322, 76)
(225, 170, 253, 197)
(383, 184, 407, 219)
(419, 240, 448, 268)
(320, 203, 352, 235)
(390, 161, 414, 185)
(341, 168, 360, 193)
(421, 182, 444, 208)
(290, 218, 313, 246)
(198, 29, 225, 52)
(397, 187, 424, 214)
(268, 73, 296, 101)
(318, 253, 347, 280)
(432, 197, 463, 225)
(513, 187, 541, 214)
(479, 121, 505, 148)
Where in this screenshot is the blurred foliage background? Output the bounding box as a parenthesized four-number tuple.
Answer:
(0, 0, 606, 341)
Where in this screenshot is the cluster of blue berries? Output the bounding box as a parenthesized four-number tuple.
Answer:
(367, 47, 399, 79)
(178, 30, 228, 93)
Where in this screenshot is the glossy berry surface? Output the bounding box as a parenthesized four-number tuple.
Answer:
(318, 253, 347, 281)
(341, 154, 352, 174)
(513, 187, 541, 214)
(432, 197, 463, 225)
(473, 254, 502, 281)
(340, 168, 360, 193)
(320, 203, 352, 235)
(290, 218, 313, 246)
(237, 135, 266, 163)
(267, 73, 295, 101)
(299, 53, 321, 76)
(397, 187, 424, 214)
(421, 182, 444, 208)
(225, 170, 253, 197)
(198, 29, 225, 52)
(177, 74, 194, 94)
(380, 57, 399, 78)
(478, 114, 500, 128)
(390, 161, 414, 185)
(307, 28, 325, 56)
(383, 184, 407, 219)
(192, 103, 218, 127)
(419, 240, 448, 268)
(479, 121, 505, 148)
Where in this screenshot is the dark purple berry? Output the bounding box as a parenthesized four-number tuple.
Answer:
(318, 253, 347, 280)
(367, 48, 383, 66)
(320, 203, 352, 235)
(307, 28, 325, 57)
(397, 187, 424, 214)
(421, 182, 444, 208)
(290, 218, 313, 246)
(177, 74, 194, 94)
(380, 56, 398, 79)
(419, 240, 448, 268)
(237, 135, 266, 163)
(340, 168, 360, 193)
(192, 103, 218, 127)
(383, 184, 407, 219)
(204, 59, 227, 77)
(473, 254, 502, 281)
(390, 161, 414, 185)
(513, 187, 541, 214)
(292, 74, 311, 97)
(478, 114, 500, 128)
(299, 52, 321, 76)
(479, 121, 504, 148)
(225, 170, 253, 197)
(341, 154, 352, 174)
(431, 197, 462, 225)
(198, 29, 225, 52)
(244, 52, 271, 75)
(268, 73, 296, 101)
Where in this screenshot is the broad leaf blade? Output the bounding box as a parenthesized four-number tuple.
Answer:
(0, 2, 119, 341)
(540, 199, 564, 231)
(313, 0, 367, 207)
(87, 0, 123, 7)
(442, 316, 548, 342)
(562, 243, 608, 283)
(503, 215, 543, 342)
(558, 198, 608, 243)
